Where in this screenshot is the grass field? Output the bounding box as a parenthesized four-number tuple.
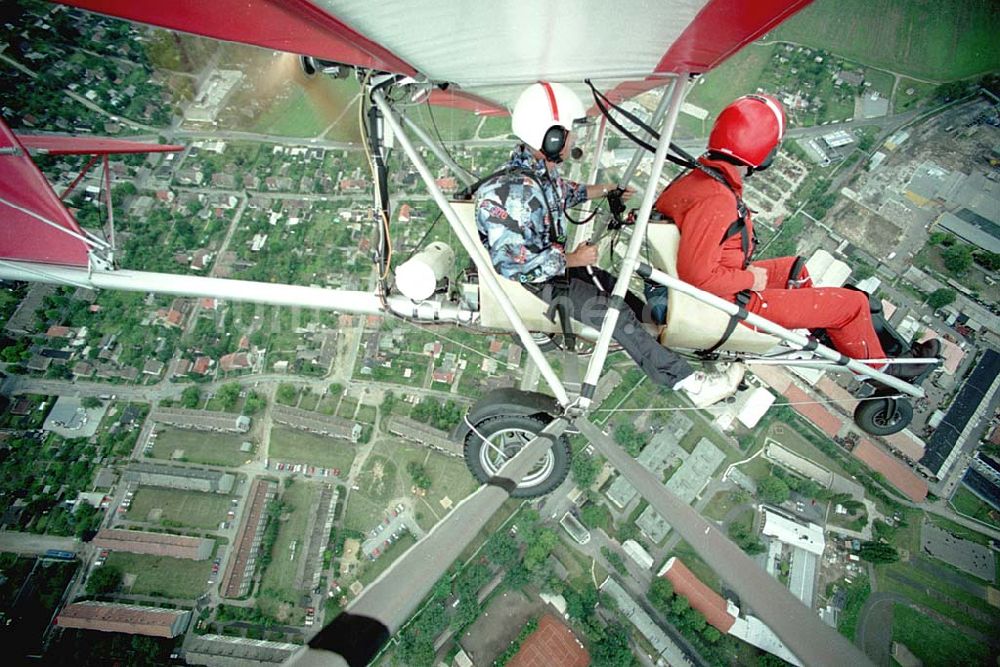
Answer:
(150, 427, 252, 467)
(680, 43, 778, 137)
(949, 487, 1000, 529)
(358, 533, 417, 586)
(126, 487, 232, 529)
(772, 0, 1000, 81)
(891, 603, 989, 666)
(343, 438, 479, 533)
(258, 480, 320, 624)
(252, 76, 361, 140)
(268, 426, 357, 471)
(106, 552, 212, 599)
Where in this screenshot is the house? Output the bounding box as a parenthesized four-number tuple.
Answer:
(142, 360, 165, 377)
(192, 356, 213, 375)
(219, 352, 251, 372)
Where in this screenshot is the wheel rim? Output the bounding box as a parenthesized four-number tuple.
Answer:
(872, 405, 899, 428)
(478, 427, 555, 489)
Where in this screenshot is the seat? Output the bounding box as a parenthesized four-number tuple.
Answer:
(644, 223, 780, 354)
(450, 200, 578, 334)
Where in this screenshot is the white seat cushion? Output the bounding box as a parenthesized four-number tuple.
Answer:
(645, 223, 779, 354)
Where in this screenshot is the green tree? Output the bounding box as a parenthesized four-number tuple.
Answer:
(973, 251, 1000, 271)
(579, 503, 610, 531)
(703, 626, 722, 643)
(276, 383, 298, 405)
(614, 423, 646, 457)
(180, 385, 200, 409)
(86, 565, 122, 595)
(406, 462, 432, 490)
(243, 391, 266, 414)
(858, 541, 899, 564)
(758, 475, 790, 504)
(216, 382, 241, 410)
(523, 528, 557, 570)
(928, 231, 954, 246)
(927, 288, 956, 309)
(647, 577, 674, 610)
(81, 396, 103, 409)
(571, 454, 598, 489)
(485, 532, 519, 569)
(942, 243, 973, 275)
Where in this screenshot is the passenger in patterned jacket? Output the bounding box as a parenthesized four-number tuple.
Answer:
(474, 82, 745, 407)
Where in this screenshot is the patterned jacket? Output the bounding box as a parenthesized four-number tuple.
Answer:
(474, 145, 587, 283)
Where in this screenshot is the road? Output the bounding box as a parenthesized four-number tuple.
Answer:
(0, 532, 80, 555)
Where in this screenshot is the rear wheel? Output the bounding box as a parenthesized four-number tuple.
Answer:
(853, 396, 913, 436)
(463, 414, 570, 498)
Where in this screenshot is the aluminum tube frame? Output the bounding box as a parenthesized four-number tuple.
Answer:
(400, 113, 477, 187)
(578, 75, 689, 406)
(619, 80, 676, 189)
(0, 259, 477, 322)
(371, 89, 571, 407)
(642, 265, 926, 398)
(569, 114, 608, 248)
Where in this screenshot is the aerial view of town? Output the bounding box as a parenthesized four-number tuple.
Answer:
(0, 0, 998, 665)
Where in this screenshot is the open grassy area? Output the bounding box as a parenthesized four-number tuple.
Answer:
(758, 421, 855, 480)
(703, 490, 749, 521)
(949, 487, 1000, 529)
(268, 426, 356, 471)
(149, 427, 252, 467)
(105, 551, 212, 599)
(772, 0, 1000, 81)
(358, 533, 417, 586)
(253, 77, 361, 140)
(681, 43, 777, 137)
(344, 438, 479, 533)
(257, 481, 320, 624)
(891, 603, 989, 667)
(126, 487, 232, 529)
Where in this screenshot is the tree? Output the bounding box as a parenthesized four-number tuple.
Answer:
(670, 594, 690, 616)
(973, 250, 1000, 271)
(406, 462, 431, 490)
(858, 541, 899, 564)
(758, 475, 790, 504)
(180, 385, 200, 409)
(927, 288, 956, 310)
(942, 243, 973, 275)
(216, 382, 241, 410)
(485, 532, 519, 569)
(703, 626, 722, 643)
(276, 383, 298, 405)
(243, 391, 266, 414)
(86, 565, 122, 595)
(81, 396, 103, 409)
(571, 454, 598, 489)
(647, 577, 674, 610)
(579, 504, 610, 531)
(614, 423, 646, 457)
(928, 231, 954, 246)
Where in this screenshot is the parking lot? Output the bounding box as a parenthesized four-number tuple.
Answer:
(360, 503, 418, 559)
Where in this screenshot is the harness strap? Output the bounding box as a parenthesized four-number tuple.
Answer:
(698, 289, 752, 357)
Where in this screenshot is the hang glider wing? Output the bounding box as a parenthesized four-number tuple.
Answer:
(15, 134, 184, 155)
(0, 119, 91, 266)
(56, 0, 813, 111)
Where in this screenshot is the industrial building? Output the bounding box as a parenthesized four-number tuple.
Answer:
(93, 529, 214, 560)
(56, 602, 191, 638)
(123, 462, 235, 494)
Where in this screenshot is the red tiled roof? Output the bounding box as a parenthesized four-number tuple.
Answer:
(853, 439, 927, 502)
(219, 352, 250, 372)
(192, 356, 212, 375)
(93, 529, 211, 560)
(815, 377, 859, 415)
(46, 325, 72, 338)
(783, 384, 842, 437)
(508, 614, 589, 667)
(661, 557, 735, 633)
(883, 429, 925, 462)
(749, 364, 792, 393)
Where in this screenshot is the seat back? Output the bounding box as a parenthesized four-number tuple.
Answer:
(645, 223, 780, 354)
(450, 200, 571, 333)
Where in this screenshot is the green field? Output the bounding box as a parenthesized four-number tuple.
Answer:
(772, 0, 1000, 81)
(681, 43, 778, 137)
(268, 426, 357, 471)
(949, 487, 1000, 529)
(258, 480, 320, 625)
(358, 533, 417, 586)
(891, 603, 989, 667)
(105, 551, 212, 599)
(343, 438, 478, 533)
(253, 77, 361, 140)
(126, 487, 232, 529)
(150, 427, 253, 467)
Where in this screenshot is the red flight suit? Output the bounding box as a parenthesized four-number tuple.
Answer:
(654, 156, 886, 362)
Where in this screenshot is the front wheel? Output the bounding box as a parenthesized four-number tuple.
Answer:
(853, 396, 913, 436)
(463, 414, 570, 498)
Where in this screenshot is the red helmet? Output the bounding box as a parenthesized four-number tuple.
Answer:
(708, 94, 786, 169)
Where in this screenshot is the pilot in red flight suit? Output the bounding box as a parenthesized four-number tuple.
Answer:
(654, 94, 935, 377)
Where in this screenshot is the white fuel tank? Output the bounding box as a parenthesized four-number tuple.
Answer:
(394, 241, 455, 301)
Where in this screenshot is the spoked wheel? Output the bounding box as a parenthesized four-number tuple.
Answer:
(853, 396, 913, 436)
(463, 414, 570, 498)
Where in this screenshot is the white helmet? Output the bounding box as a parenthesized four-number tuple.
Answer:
(511, 82, 586, 161)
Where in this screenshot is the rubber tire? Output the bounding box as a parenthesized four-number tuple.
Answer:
(853, 397, 913, 436)
(463, 414, 571, 498)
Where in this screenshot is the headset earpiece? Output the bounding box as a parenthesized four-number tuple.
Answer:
(541, 125, 567, 161)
